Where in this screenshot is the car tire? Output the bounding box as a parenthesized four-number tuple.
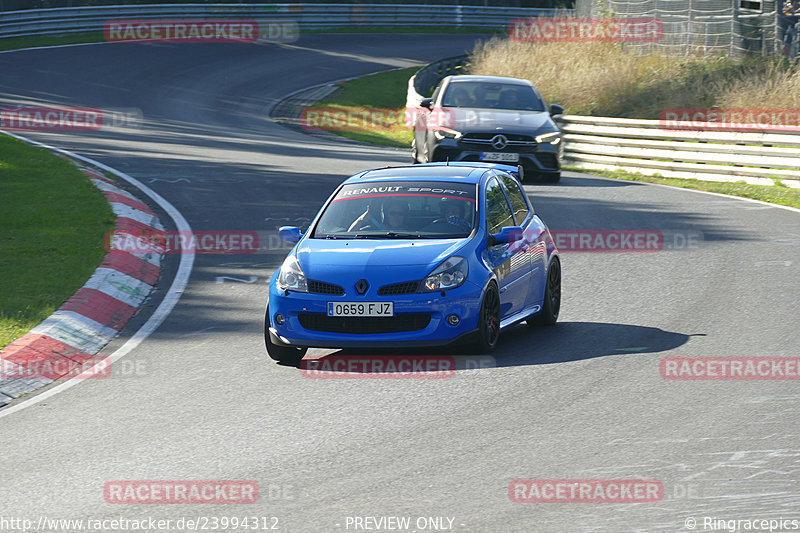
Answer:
(528, 257, 561, 327)
(545, 172, 561, 183)
(264, 305, 307, 365)
(474, 282, 501, 353)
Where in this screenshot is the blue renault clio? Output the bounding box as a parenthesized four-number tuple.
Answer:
(265, 162, 561, 364)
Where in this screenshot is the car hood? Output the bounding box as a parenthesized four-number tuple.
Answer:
(296, 238, 467, 284)
(446, 107, 555, 134)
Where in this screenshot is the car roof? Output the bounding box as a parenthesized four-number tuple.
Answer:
(345, 163, 521, 184)
(445, 75, 533, 87)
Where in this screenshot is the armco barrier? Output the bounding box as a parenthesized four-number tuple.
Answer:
(413, 55, 470, 100)
(556, 114, 800, 187)
(0, 4, 567, 39)
(406, 56, 800, 188)
(406, 54, 468, 110)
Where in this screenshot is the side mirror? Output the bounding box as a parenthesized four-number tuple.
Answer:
(278, 226, 302, 243)
(550, 104, 564, 116)
(420, 98, 433, 109)
(490, 226, 523, 245)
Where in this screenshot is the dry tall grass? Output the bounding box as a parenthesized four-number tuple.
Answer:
(469, 38, 800, 117)
(714, 62, 800, 109)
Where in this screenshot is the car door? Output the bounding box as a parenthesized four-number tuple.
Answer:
(497, 173, 546, 313)
(484, 176, 531, 319)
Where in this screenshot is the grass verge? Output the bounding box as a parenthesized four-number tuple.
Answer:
(312, 67, 416, 148)
(0, 134, 116, 349)
(564, 165, 800, 209)
(0, 32, 105, 52)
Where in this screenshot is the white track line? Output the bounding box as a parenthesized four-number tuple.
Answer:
(0, 131, 194, 419)
(0, 40, 159, 55)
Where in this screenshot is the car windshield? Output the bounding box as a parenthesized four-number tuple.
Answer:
(312, 180, 477, 239)
(441, 81, 545, 111)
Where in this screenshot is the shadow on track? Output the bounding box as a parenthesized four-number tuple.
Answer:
(491, 320, 698, 366)
(295, 321, 696, 372)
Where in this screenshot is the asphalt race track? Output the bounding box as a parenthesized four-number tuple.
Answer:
(1, 35, 799, 533)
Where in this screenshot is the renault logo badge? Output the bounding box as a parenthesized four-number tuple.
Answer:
(355, 279, 369, 295)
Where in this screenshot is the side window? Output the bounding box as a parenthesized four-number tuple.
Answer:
(485, 177, 515, 234)
(498, 174, 530, 224)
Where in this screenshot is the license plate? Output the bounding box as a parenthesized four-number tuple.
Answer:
(327, 302, 394, 317)
(481, 152, 519, 162)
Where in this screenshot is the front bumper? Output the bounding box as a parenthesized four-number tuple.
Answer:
(267, 279, 484, 348)
(430, 138, 561, 174)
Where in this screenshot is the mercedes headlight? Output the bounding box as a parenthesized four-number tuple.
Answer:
(277, 255, 308, 292)
(433, 128, 463, 140)
(535, 131, 561, 145)
(420, 256, 468, 292)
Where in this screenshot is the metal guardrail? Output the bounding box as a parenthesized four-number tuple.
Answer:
(0, 4, 568, 39)
(406, 57, 800, 187)
(557, 115, 800, 187)
(406, 54, 469, 109)
(413, 55, 469, 98)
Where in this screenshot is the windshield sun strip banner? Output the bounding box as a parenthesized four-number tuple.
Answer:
(331, 193, 476, 203)
(332, 182, 477, 203)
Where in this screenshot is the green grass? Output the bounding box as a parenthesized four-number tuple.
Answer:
(332, 68, 418, 108)
(0, 135, 116, 349)
(312, 67, 418, 148)
(564, 165, 800, 209)
(0, 32, 105, 52)
(311, 127, 412, 148)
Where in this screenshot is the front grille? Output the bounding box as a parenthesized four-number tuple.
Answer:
(298, 313, 431, 334)
(307, 280, 345, 295)
(462, 133, 535, 142)
(460, 133, 538, 153)
(377, 281, 420, 295)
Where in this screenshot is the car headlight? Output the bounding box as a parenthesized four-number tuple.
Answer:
(277, 255, 308, 292)
(535, 131, 561, 145)
(419, 256, 468, 292)
(433, 128, 462, 140)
